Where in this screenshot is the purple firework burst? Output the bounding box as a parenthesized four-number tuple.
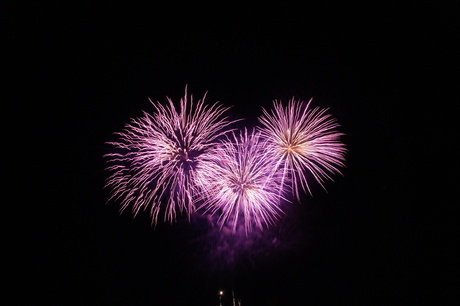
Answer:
(258, 98, 346, 199)
(196, 129, 286, 234)
(104, 87, 235, 225)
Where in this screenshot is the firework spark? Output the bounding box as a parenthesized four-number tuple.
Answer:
(104, 87, 235, 225)
(258, 98, 346, 199)
(196, 129, 286, 234)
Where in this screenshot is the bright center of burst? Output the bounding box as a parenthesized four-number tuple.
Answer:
(174, 148, 191, 163)
(285, 144, 298, 154)
(283, 143, 305, 155)
(229, 177, 251, 193)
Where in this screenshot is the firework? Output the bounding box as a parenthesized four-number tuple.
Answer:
(104, 87, 235, 225)
(196, 129, 286, 234)
(258, 98, 346, 199)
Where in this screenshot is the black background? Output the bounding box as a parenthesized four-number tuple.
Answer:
(5, 2, 457, 305)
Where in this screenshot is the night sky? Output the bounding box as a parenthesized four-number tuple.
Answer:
(6, 2, 456, 305)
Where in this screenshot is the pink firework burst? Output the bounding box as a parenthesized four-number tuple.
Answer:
(196, 129, 286, 234)
(258, 98, 346, 199)
(104, 87, 236, 225)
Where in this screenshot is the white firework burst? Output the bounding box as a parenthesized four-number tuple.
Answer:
(104, 87, 236, 225)
(196, 129, 286, 234)
(258, 98, 346, 199)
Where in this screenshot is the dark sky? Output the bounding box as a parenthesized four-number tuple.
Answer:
(5, 2, 456, 305)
